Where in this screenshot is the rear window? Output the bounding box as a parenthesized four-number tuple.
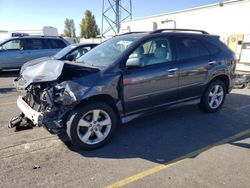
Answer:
(176, 37, 210, 60)
(49, 39, 66, 49)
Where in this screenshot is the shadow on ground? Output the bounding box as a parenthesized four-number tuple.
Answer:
(58, 92, 250, 164)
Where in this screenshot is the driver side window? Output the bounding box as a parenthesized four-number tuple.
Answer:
(128, 38, 173, 67)
(1, 39, 22, 51)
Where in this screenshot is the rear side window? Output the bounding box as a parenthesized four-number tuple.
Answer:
(176, 37, 210, 60)
(49, 39, 66, 49)
(201, 39, 221, 55)
(43, 39, 52, 49)
(24, 39, 45, 50)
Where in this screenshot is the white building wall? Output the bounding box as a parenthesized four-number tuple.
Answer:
(121, 0, 250, 39)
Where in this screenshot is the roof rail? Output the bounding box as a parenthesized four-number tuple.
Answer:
(118, 31, 148, 36)
(150, 29, 209, 34)
(17, 35, 61, 38)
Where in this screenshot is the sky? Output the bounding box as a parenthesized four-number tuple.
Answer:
(0, 0, 222, 35)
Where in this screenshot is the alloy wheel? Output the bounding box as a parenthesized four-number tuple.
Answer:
(76, 109, 112, 145)
(208, 85, 224, 109)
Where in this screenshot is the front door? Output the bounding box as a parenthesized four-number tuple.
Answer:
(0, 39, 27, 69)
(123, 37, 179, 114)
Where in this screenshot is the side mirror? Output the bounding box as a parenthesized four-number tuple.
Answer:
(126, 58, 144, 68)
(65, 54, 75, 61)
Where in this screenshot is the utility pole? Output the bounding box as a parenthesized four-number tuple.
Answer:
(102, 0, 132, 37)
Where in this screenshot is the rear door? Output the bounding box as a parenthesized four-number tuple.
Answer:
(123, 37, 179, 114)
(175, 36, 211, 100)
(22, 38, 51, 64)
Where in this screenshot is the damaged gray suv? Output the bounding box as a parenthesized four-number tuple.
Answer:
(10, 29, 236, 150)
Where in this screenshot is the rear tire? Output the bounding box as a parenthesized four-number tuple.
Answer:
(199, 80, 226, 113)
(66, 102, 117, 150)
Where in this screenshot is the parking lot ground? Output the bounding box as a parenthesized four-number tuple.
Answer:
(0, 71, 249, 188)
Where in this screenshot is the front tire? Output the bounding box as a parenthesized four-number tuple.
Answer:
(199, 80, 226, 113)
(66, 102, 117, 150)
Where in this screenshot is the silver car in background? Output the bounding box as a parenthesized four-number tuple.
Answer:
(20, 43, 98, 73)
(0, 36, 69, 71)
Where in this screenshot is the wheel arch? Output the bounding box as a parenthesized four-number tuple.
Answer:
(73, 94, 121, 122)
(208, 74, 230, 93)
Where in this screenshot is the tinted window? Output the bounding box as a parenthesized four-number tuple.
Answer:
(24, 39, 45, 50)
(49, 39, 66, 49)
(43, 39, 52, 49)
(129, 38, 173, 66)
(176, 38, 210, 60)
(202, 40, 221, 55)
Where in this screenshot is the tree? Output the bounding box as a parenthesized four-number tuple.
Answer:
(80, 10, 100, 38)
(63, 19, 76, 37)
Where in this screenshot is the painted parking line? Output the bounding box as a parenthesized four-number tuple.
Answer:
(106, 128, 250, 188)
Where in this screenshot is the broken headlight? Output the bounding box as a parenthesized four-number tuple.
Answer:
(53, 81, 88, 106)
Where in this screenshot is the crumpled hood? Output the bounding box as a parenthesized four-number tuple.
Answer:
(21, 60, 65, 84)
(20, 56, 53, 73)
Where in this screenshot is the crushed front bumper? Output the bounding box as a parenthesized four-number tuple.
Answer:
(16, 96, 65, 134)
(17, 96, 43, 125)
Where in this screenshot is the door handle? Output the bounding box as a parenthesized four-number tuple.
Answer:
(208, 61, 216, 65)
(168, 68, 178, 73)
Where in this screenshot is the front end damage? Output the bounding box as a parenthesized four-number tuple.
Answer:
(9, 60, 92, 134)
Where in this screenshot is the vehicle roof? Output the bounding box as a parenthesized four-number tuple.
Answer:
(119, 30, 217, 38)
(8, 36, 64, 40)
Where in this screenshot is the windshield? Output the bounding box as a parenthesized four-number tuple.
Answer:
(53, 44, 77, 59)
(77, 35, 142, 69)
